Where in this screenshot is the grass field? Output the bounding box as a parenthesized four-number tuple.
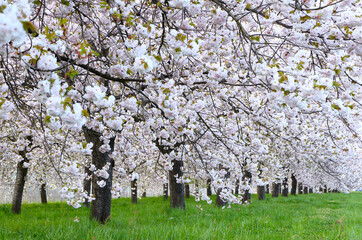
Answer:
(0, 192, 361, 240)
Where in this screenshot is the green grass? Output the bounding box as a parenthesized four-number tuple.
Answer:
(0, 192, 361, 240)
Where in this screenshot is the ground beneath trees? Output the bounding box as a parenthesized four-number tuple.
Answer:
(0, 193, 361, 239)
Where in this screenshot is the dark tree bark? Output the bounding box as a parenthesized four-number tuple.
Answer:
(131, 179, 137, 204)
(163, 183, 168, 199)
(169, 159, 185, 209)
(83, 166, 92, 208)
(298, 183, 303, 194)
(235, 179, 240, 195)
(12, 152, 29, 214)
(272, 182, 279, 198)
(242, 171, 252, 203)
(215, 188, 226, 207)
(40, 183, 47, 204)
(291, 174, 297, 196)
(195, 181, 199, 195)
(257, 185, 266, 200)
(282, 177, 288, 197)
(83, 128, 114, 224)
(185, 184, 190, 198)
(142, 191, 146, 198)
(323, 186, 327, 193)
(303, 186, 308, 194)
(207, 178, 212, 196)
(216, 165, 230, 207)
(266, 184, 270, 194)
(309, 188, 313, 194)
(278, 183, 282, 194)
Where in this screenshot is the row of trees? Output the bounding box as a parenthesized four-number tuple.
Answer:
(0, 0, 361, 224)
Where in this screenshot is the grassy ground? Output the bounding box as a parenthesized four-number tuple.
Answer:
(0, 192, 361, 240)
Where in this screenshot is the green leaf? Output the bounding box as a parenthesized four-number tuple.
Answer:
(61, 0, 69, 6)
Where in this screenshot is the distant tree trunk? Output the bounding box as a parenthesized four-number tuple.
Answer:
(298, 183, 303, 194)
(216, 165, 230, 207)
(266, 184, 270, 194)
(272, 182, 279, 197)
(235, 179, 240, 195)
(323, 186, 327, 193)
(278, 183, 282, 194)
(309, 188, 313, 194)
(169, 159, 185, 209)
(83, 127, 114, 224)
(257, 185, 266, 200)
(163, 183, 168, 199)
(282, 177, 288, 197)
(303, 186, 308, 194)
(142, 191, 146, 197)
(185, 184, 190, 198)
(216, 188, 226, 207)
(291, 174, 297, 195)
(195, 181, 199, 195)
(12, 153, 29, 214)
(40, 183, 47, 204)
(207, 178, 212, 196)
(131, 179, 137, 204)
(242, 171, 252, 202)
(83, 166, 92, 207)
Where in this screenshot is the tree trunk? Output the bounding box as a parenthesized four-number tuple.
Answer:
(272, 182, 279, 197)
(185, 184, 190, 198)
(282, 177, 288, 197)
(257, 185, 266, 200)
(216, 165, 230, 207)
(169, 159, 185, 209)
(215, 188, 226, 207)
(142, 191, 146, 197)
(323, 186, 327, 193)
(163, 183, 168, 199)
(12, 155, 29, 214)
(242, 171, 252, 203)
(309, 188, 313, 194)
(291, 174, 297, 195)
(303, 186, 308, 194)
(40, 183, 47, 204)
(266, 184, 270, 194)
(83, 166, 92, 207)
(278, 183, 282, 194)
(83, 128, 114, 224)
(298, 183, 303, 194)
(131, 179, 137, 204)
(235, 179, 240, 195)
(195, 181, 199, 195)
(207, 178, 212, 196)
